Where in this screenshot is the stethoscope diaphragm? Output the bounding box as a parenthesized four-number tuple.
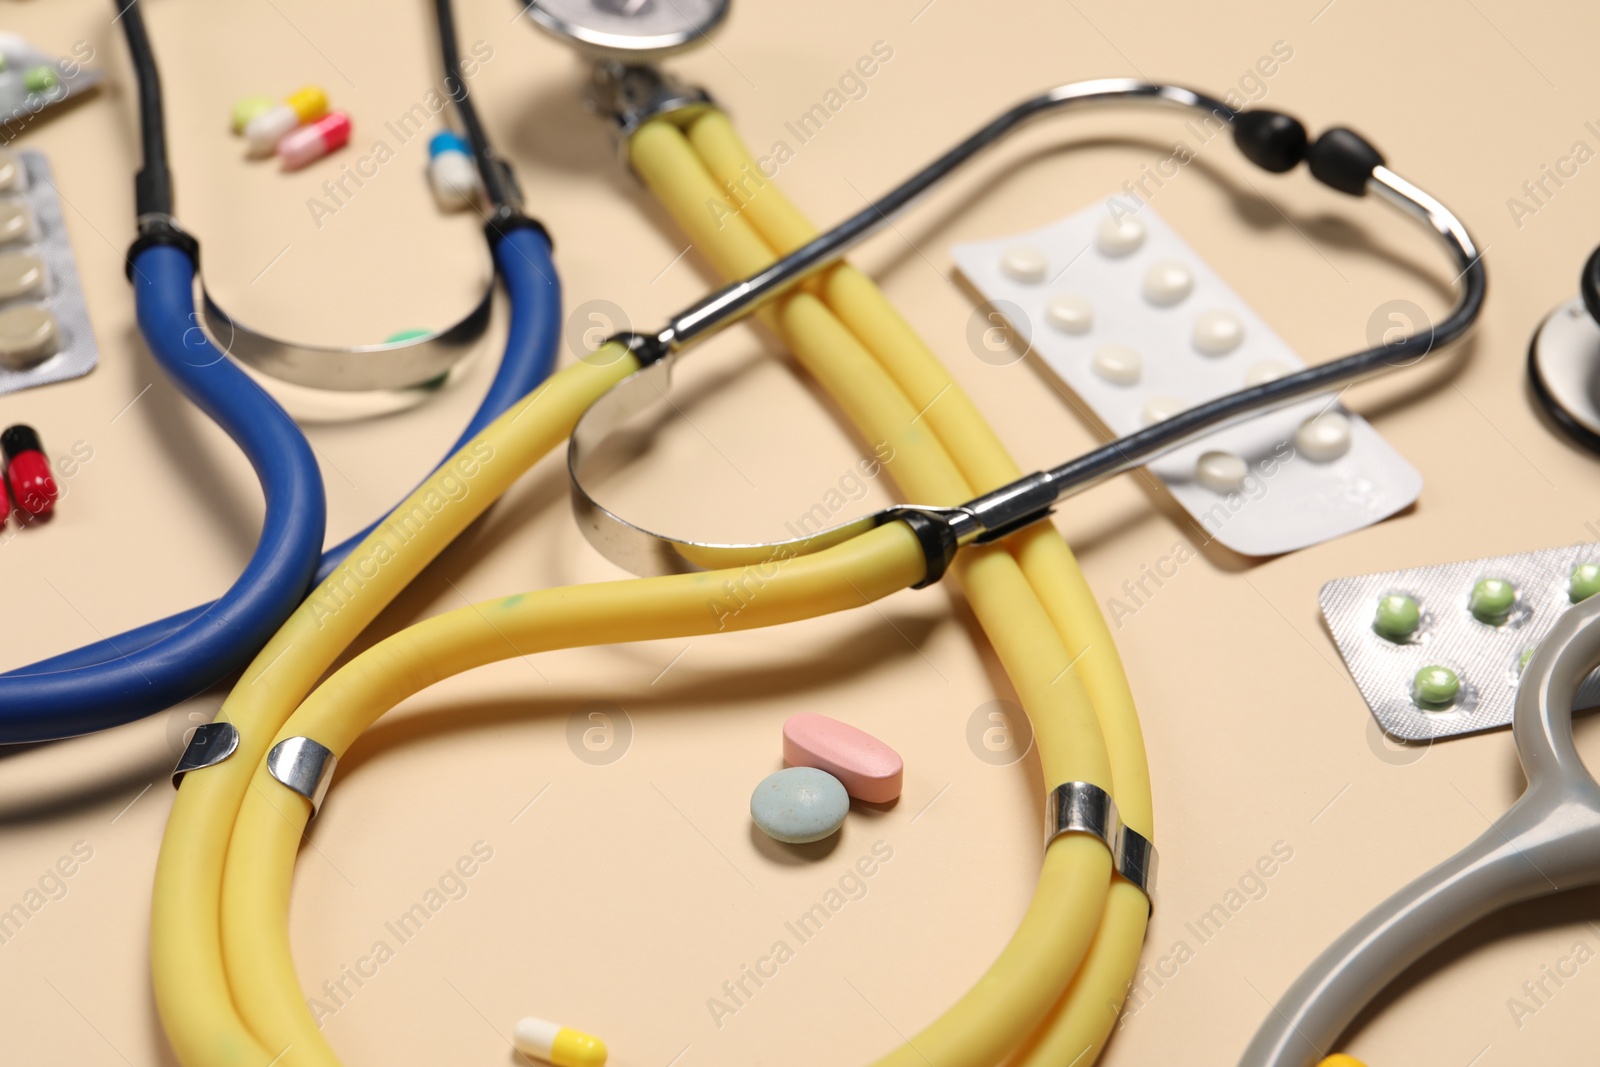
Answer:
(1528, 246, 1600, 455)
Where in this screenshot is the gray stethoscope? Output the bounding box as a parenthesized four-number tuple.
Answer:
(1529, 247, 1600, 455)
(1240, 592, 1600, 1066)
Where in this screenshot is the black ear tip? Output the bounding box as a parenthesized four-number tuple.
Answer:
(1232, 110, 1308, 174)
(1307, 127, 1386, 196)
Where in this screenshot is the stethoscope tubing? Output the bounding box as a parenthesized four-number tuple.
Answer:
(0, 245, 326, 742)
(4, 227, 562, 685)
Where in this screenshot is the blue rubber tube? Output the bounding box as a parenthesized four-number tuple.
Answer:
(1, 227, 561, 738)
(0, 245, 325, 742)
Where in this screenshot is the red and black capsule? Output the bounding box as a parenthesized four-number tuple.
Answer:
(2, 424, 58, 516)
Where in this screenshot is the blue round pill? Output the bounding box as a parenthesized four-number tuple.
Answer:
(750, 767, 849, 844)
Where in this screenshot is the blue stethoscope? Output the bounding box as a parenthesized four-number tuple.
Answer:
(0, 0, 561, 743)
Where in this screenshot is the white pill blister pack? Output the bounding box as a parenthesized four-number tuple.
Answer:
(950, 199, 1421, 556)
(0, 150, 99, 395)
(1320, 544, 1600, 740)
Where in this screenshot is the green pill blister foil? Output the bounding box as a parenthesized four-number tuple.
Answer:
(1320, 544, 1600, 741)
(0, 34, 101, 129)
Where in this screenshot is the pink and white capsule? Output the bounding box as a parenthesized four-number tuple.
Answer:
(782, 712, 903, 803)
(278, 111, 352, 171)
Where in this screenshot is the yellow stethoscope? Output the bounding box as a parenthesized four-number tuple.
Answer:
(147, 6, 1484, 1067)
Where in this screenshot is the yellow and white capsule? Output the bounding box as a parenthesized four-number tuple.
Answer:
(512, 1017, 607, 1067)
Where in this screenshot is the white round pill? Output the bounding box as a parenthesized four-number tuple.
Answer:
(1000, 245, 1049, 283)
(1142, 261, 1194, 306)
(1091, 344, 1141, 386)
(1192, 309, 1244, 355)
(1295, 410, 1353, 463)
(1141, 395, 1187, 426)
(1045, 293, 1093, 334)
(1244, 359, 1293, 386)
(1096, 215, 1145, 257)
(1195, 451, 1249, 494)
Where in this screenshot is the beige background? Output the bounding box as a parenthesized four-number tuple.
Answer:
(2, 0, 1599, 1064)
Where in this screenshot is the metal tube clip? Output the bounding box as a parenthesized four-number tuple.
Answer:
(1046, 781, 1158, 907)
(266, 736, 339, 815)
(1115, 825, 1159, 906)
(171, 721, 240, 788)
(1045, 781, 1119, 851)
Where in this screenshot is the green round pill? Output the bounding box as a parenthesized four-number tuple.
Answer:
(1468, 577, 1516, 624)
(1570, 563, 1600, 604)
(1373, 593, 1421, 641)
(1413, 665, 1461, 709)
(1518, 647, 1536, 674)
(23, 66, 57, 93)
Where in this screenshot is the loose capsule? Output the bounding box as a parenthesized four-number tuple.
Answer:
(426, 131, 481, 211)
(2, 424, 57, 516)
(230, 95, 275, 135)
(278, 111, 351, 171)
(244, 85, 329, 156)
(512, 1017, 607, 1067)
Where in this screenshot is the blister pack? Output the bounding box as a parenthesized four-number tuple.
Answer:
(1320, 544, 1600, 740)
(0, 34, 100, 130)
(0, 149, 99, 395)
(950, 199, 1421, 556)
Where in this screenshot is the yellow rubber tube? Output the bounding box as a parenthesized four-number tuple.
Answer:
(214, 277, 1121, 1065)
(209, 127, 1123, 1067)
(161, 107, 1141, 1067)
(151, 350, 641, 1067)
(216, 543, 1118, 1066)
(217, 526, 915, 1064)
(632, 118, 1127, 1064)
(678, 110, 1153, 1064)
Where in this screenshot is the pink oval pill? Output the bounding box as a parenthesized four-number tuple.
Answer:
(782, 713, 903, 803)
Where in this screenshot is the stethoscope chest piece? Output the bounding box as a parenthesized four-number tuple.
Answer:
(520, 0, 730, 63)
(1529, 293, 1600, 453)
(1530, 244, 1600, 455)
